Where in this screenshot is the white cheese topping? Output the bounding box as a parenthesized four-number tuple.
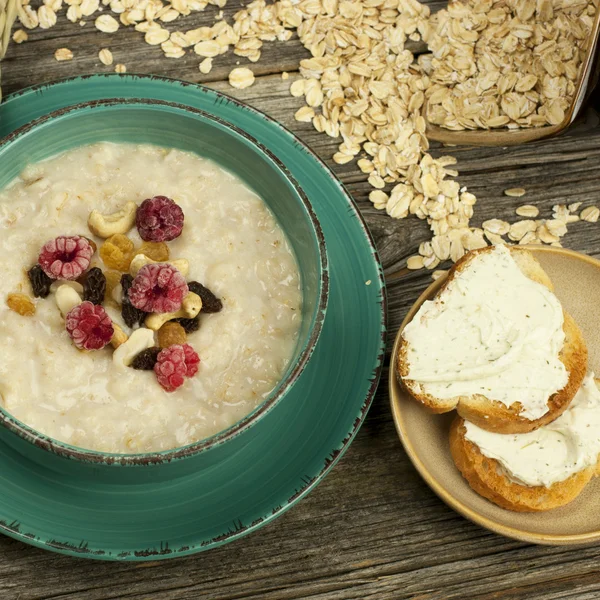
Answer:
(464, 373, 600, 487)
(402, 245, 568, 420)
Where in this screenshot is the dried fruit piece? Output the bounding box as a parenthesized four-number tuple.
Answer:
(138, 241, 170, 262)
(28, 264, 52, 298)
(131, 347, 162, 370)
(174, 316, 201, 333)
(82, 267, 107, 305)
(99, 234, 135, 272)
(38, 235, 94, 280)
(6, 293, 36, 316)
(120, 274, 147, 327)
(188, 281, 223, 313)
(128, 264, 189, 314)
(104, 270, 122, 302)
(65, 301, 114, 350)
(154, 344, 200, 392)
(157, 322, 187, 348)
(136, 196, 184, 242)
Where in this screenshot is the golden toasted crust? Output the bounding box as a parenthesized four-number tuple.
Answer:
(398, 246, 588, 433)
(449, 416, 597, 512)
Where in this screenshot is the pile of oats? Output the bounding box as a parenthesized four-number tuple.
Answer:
(10, 0, 599, 272)
(422, 0, 598, 131)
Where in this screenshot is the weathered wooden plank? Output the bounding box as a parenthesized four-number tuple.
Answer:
(1, 7, 600, 599)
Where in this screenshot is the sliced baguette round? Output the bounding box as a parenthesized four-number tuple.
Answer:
(449, 415, 598, 512)
(398, 246, 588, 434)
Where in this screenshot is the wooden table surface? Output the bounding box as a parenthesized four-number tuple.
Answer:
(2, 4, 600, 599)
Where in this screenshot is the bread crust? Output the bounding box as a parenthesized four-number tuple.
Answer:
(449, 416, 596, 512)
(398, 246, 588, 433)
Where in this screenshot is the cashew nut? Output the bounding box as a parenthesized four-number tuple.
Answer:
(110, 323, 129, 349)
(55, 285, 82, 317)
(50, 280, 84, 295)
(145, 292, 202, 330)
(129, 254, 189, 278)
(88, 201, 137, 239)
(113, 327, 155, 368)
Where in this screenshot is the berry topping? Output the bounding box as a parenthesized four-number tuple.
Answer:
(120, 274, 148, 327)
(174, 316, 201, 334)
(154, 343, 200, 392)
(99, 234, 135, 272)
(128, 264, 189, 314)
(136, 196, 184, 242)
(6, 293, 36, 316)
(28, 264, 53, 298)
(157, 321, 187, 348)
(65, 301, 114, 350)
(83, 267, 107, 305)
(188, 281, 223, 313)
(131, 347, 162, 370)
(38, 235, 94, 280)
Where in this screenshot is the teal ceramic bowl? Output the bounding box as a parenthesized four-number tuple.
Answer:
(0, 98, 328, 466)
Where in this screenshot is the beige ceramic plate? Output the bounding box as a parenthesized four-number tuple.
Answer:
(389, 246, 600, 545)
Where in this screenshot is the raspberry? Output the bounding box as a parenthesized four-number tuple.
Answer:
(157, 322, 187, 348)
(28, 264, 52, 298)
(82, 267, 106, 305)
(65, 301, 114, 350)
(38, 235, 94, 280)
(188, 281, 223, 313)
(154, 344, 200, 392)
(136, 196, 184, 242)
(128, 264, 188, 314)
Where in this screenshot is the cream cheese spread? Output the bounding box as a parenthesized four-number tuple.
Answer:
(402, 245, 568, 420)
(464, 372, 600, 487)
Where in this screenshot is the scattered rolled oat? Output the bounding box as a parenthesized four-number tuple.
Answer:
(432, 269, 448, 281)
(54, 48, 74, 61)
(281, 72, 289, 80)
(95, 14, 119, 33)
(504, 188, 527, 198)
(407, 256, 425, 270)
(581, 206, 600, 223)
(199, 57, 213, 74)
(228, 67, 255, 89)
(12, 29, 28, 44)
(114, 64, 127, 74)
(98, 48, 113, 66)
(516, 205, 539, 218)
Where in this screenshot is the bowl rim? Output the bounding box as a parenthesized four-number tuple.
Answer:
(0, 96, 329, 466)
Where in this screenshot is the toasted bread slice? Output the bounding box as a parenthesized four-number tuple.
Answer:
(398, 246, 587, 434)
(449, 412, 599, 512)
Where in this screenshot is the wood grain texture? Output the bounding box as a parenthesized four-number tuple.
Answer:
(2, 5, 600, 599)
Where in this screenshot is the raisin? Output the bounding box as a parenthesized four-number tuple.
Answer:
(121, 274, 147, 327)
(82, 267, 107, 305)
(6, 293, 36, 316)
(138, 241, 170, 262)
(131, 347, 162, 370)
(28, 264, 52, 298)
(100, 234, 135, 272)
(188, 281, 223, 313)
(174, 316, 201, 333)
(157, 322, 187, 348)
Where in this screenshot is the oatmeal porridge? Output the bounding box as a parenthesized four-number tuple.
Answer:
(0, 142, 302, 453)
